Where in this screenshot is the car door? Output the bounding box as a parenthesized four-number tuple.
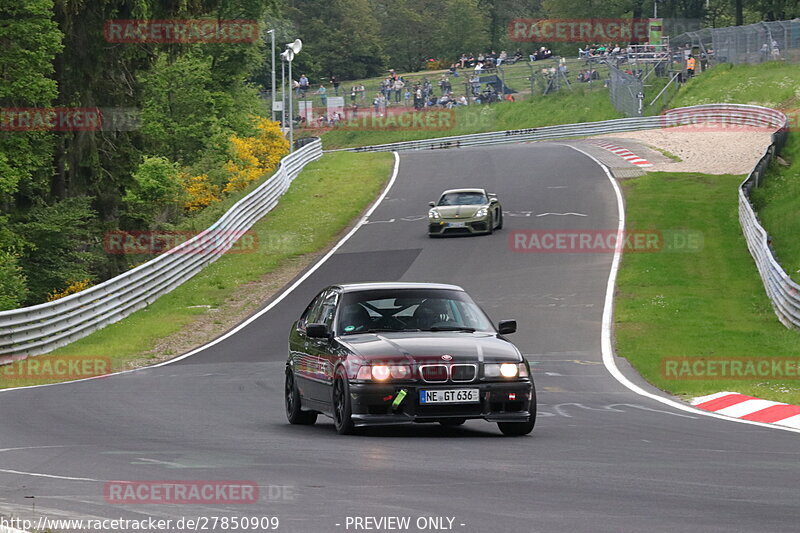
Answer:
(291, 290, 326, 400)
(306, 289, 340, 402)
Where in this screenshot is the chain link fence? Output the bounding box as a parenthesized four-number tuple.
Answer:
(607, 64, 645, 117)
(672, 19, 800, 65)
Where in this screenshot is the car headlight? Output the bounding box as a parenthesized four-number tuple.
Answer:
(429, 209, 440, 219)
(475, 207, 488, 217)
(484, 362, 527, 378)
(356, 365, 412, 381)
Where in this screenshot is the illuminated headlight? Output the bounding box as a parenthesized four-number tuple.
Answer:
(475, 207, 488, 217)
(356, 365, 411, 381)
(485, 362, 526, 378)
(429, 209, 440, 219)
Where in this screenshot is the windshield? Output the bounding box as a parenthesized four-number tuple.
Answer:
(337, 289, 494, 335)
(438, 192, 487, 206)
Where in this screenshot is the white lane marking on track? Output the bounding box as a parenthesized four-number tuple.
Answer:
(0, 469, 99, 482)
(564, 144, 800, 434)
(546, 186, 568, 189)
(0, 152, 402, 391)
(535, 212, 587, 217)
(364, 218, 396, 224)
(133, 457, 186, 468)
(0, 445, 80, 453)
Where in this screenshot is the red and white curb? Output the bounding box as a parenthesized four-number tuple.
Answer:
(589, 140, 653, 167)
(691, 391, 800, 429)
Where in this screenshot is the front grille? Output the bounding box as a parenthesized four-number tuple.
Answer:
(420, 364, 448, 382)
(419, 363, 476, 383)
(451, 364, 477, 382)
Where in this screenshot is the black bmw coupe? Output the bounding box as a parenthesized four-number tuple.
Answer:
(285, 282, 536, 435)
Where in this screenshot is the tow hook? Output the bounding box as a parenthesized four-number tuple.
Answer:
(391, 389, 408, 412)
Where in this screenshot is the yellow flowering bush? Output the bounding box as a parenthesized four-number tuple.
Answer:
(47, 279, 92, 302)
(182, 173, 221, 212)
(224, 117, 289, 193)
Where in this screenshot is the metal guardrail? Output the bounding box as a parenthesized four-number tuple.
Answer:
(0, 140, 323, 358)
(333, 103, 799, 329)
(329, 104, 785, 153)
(739, 120, 800, 329)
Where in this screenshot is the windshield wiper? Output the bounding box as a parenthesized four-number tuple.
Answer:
(422, 326, 476, 332)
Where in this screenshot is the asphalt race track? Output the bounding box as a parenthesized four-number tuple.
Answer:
(1, 143, 798, 533)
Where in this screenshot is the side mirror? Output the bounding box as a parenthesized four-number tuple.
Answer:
(428, 201, 436, 207)
(498, 320, 517, 334)
(489, 197, 499, 204)
(306, 323, 329, 338)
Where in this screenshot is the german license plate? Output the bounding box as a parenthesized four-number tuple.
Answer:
(419, 389, 479, 404)
(446, 222, 466, 228)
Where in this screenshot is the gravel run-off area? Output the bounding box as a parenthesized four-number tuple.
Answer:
(598, 125, 775, 175)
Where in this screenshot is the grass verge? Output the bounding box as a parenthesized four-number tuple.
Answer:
(670, 61, 800, 283)
(615, 171, 800, 405)
(0, 151, 393, 388)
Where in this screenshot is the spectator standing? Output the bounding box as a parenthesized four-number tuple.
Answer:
(350, 86, 357, 104)
(394, 78, 405, 103)
(330, 75, 340, 95)
(358, 84, 366, 102)
(317, 84, 328, 108)
(686, 56, 696, 77)
(298, 74, 309, 97)
(771, 39, 781, 60)
(404, 88, 411, 106)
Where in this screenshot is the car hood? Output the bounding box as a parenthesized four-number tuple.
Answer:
(338, 332, 521, 363)
(434, 205, 485, 218)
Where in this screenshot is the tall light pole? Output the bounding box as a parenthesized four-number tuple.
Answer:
(266, 29, 276, 121)
(280, 54, 286, 128)
(284, 39, 303, 152)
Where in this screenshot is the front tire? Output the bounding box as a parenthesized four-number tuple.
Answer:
(333, 368, 356, 435)
(497, 385, 536, 436)
(496, 209, 503, 229)
(285, 370, 317, 425)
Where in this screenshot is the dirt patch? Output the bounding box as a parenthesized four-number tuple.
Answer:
(597, 126, 774, 175)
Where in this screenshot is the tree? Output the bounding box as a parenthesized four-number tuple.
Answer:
(0, 0, 62, 200)
(286, 0, 385, 79)
(123, 156, 184, 226)
(15, 197, 100, 305)
(0, 251, 28, 311)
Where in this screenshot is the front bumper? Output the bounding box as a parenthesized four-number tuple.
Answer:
(429, 216, 490, 235)
(348, 380, 533, 427)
